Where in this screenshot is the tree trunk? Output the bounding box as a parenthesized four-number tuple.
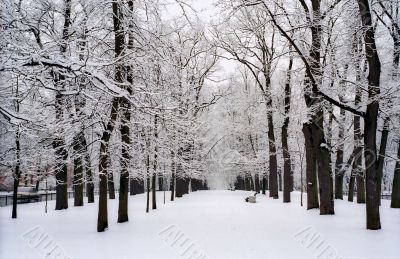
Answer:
(73, 134, 84, 207)
(267, 110, 279, 199)
(85, 152, 95, 203)
(315, 127, 334, 215)
(262, 174, 266, 194)
(335, 107, 345, 200)
(73, 7, 90, 206)
(170, 151, 175, 201)
(117, 0, 133, 223)
(146, 152, 150, 213)
(348, 151, 356, 202)
(12, 126, 21, 218)
(278, 170, 282, 192)
(98, 0, 125, 231)
(302, 123, 319, 209)
(391, 141, 400, 208)
(152, 115, 158, 210)
(54, 124, 69, 210)
(108, 171, 115, 199)
(118, 102, 130, 222)
(282, 53, 293, 203)
(348, 173, 355, 202)
(176, 177, 183, 198)
(376, 118, 389, 205)
(54, 0, 72, 211)
(357, 0, 382, 230)
(255, 173, 260, 193)
(97, 99, 118, 232)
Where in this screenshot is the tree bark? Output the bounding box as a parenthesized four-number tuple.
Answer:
(282, 53, 293, 203)
(357, 0, 382, 230)
(97, 99, 118, 232)
(146, 152, 150, 213)
(255, 173, 260, 193)
(12, 126, 21, 218)
(391, 141, 400, 208)
(118, 0, 133, 223)
(85, 151, 95, 203)
(54, 0, 72, 211)
(267, 109, 279, 199)
(302, 123, 319, 209)
(353, 39, 366, 204)
(170, 151, 175, 201)
(98, 0, 125, 231)
(176, 177, 183, 198)
(73, 133, 84, 207)
(152, 115, 158, 210)
(262, 174, 266, 194)
(376, 118, 389, 205)
(118, 101, 130, 222)
(108, 170, 116, 199)
(334, 107, 345, 200)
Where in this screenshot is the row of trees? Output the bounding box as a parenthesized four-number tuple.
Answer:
(0, 0, 213, 231)
(203, 0, 400, 230)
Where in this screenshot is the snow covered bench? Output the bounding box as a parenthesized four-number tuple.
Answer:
(245, 193, 257, 203)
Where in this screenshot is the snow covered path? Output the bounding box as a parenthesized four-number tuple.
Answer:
(1, 191, 399, 259)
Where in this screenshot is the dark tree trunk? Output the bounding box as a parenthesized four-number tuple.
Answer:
(357, 0, 382, 230)
(118, 103, 130, 222)
(278, 170, 282, 192)
(262, 174, 266, 194)
(315, 129, 334, 215)
(282, 53, 293, 203)
(170, 152, 175, 201)
(151, 164, 157, 209)
(98, 0, 125, 232)
(176, 177, 183, 198)
(54, 0, 72, 211)
(347, 150, 357, 202)
(376, 118, 389, 205)
(267, 110, 279, 199)
(152, 115, 158, 210)
(255, 173, 260, 193)
(118, 0, 134, 223)
(85, 151, 94, 203)
(348, 173, 355, 202)
(307, 2, 334, 214)
(350, 32, 366, 204)
(54, 132, 69, 210)
(394, 35, 400, 75)
(335, 107, 345, 200)
(108, 172, 115, 199)
(12, 127, 21, 218)
(73, 134, 84, 207)
(391, 141, 400, 208)
(146, 152, 150, 213)
(97, 99, 118, 232)
(302, 123, 319, 209)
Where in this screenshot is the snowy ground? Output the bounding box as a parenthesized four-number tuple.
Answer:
(0, 190, 398, 259)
